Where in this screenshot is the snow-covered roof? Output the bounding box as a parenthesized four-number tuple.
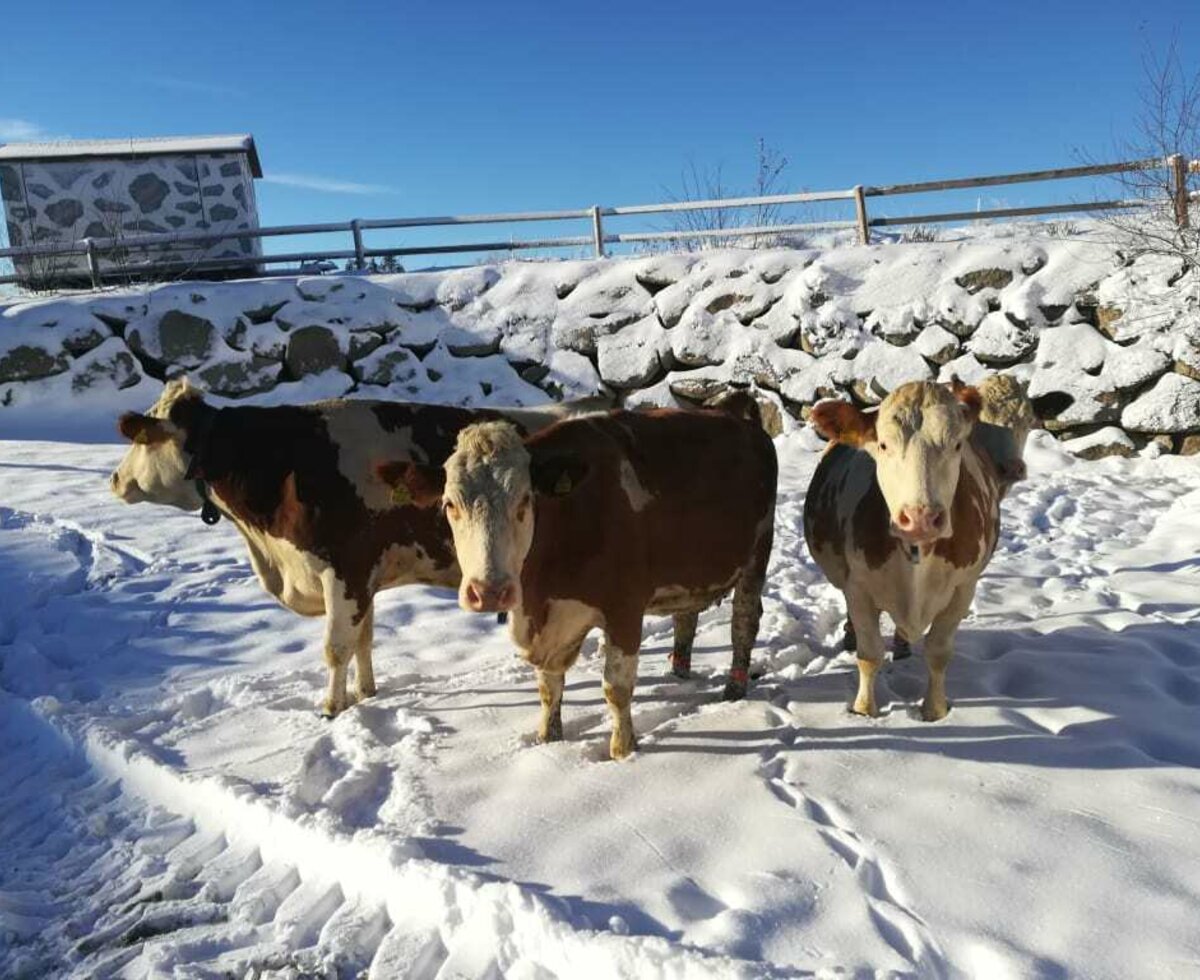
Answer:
(0, 134, 262, 177)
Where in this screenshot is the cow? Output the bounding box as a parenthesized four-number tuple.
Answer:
(109, 377, 591, 717)
(803, 379, 1029, 721)
(378, 395, 778, 759)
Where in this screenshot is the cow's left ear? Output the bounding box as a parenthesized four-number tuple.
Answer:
(809, 399, 877, 448)
(950, 379, 983, 425)
(530, 454, 589, 497)
(118, 412, 171, 445)
(375, 460, 445, 507)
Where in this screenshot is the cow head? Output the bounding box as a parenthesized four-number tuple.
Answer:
(377, 420, 587, 613)
(975, 373, 1036, 488)
(110, 377, 206, 511)
(811, 381, 982, 545)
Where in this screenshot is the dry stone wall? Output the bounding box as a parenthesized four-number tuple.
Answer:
(2, 237, 1198, 454)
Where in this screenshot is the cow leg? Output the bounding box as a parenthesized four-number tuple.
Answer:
(843, 617, 857, 652)
(726, 585, 764, 703)
(921, 583, 975, 722)
(602, 635, 640, 760)
(726, 527, 772, 701)
(892, 626, 912, 661)
(536, 668, 565, 743)
(846, 590, 885, 717)
(320, 574, 362, 718)
(670, 611, 698, 678)
(353, 600, 377, 702)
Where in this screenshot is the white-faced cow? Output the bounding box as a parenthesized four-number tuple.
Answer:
(379, 396, 777, 759)
(110, 377, 587, 716)
(803, 379, 1030, 721)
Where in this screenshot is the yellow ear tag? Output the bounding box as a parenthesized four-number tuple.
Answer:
(391, 484, 412, 506)
(554, 472, 573, 495)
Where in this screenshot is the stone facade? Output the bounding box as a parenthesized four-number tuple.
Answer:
(1, 151, 260, 285)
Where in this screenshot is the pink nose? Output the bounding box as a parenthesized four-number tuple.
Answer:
(896, 505, 946, 538)
(464, 578, 517, 613)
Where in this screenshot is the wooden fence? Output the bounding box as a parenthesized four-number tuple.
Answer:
(1, 155, 1197, 288)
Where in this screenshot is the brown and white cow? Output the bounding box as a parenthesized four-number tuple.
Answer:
(803, 380, 1027, 721)
(110, 377, 587, 716)
(379, 396, 778, 759)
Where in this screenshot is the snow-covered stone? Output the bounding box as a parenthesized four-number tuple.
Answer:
(1121, 373, 1200, 433)
(1061, 426, 1137, 460)
(912, 323, 960, 365)
(596, 315, 668, 389)
(835, 340, 933, 404)
(967, 311, 1037, 366)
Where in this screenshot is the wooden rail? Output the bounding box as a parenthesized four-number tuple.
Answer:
(1, 155, 1195, 288)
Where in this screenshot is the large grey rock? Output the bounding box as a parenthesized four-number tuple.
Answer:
(285, 325, 346, 377)
(129, 173, 170, 213)
(0, 345, 69, 383)
(358, 347, 419, 386)
(157, 310, 217, 366)
(956, 268, 1014, 293)
(71, 343, 140, 393)
(198, 356, 279, 397)
(128, 310, 217, 369)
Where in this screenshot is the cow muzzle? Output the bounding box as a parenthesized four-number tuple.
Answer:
(892, 504, 949, 544)
(462, 578, 518, 613)
(110, 471, 144, 504)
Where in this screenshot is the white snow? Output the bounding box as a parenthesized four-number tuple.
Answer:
(3, 428, 1200, 977)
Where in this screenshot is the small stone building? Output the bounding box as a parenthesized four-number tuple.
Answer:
(0, 134, 263, 287)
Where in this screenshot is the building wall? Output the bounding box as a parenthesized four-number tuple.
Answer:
(1, 151, 261, 283)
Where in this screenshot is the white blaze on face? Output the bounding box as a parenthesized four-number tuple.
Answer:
(442, 422, 534, 613)
(868, 384, 975, 544)
(110, 377, 204, 511)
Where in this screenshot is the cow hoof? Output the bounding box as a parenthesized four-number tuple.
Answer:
(892, 637, 912, 661)
(920, 700, 949, 722)
(722, 681, 747, 702)
(670, 654, 691, 679)
(355, 684, 377, 702)
(609, 732, 637, 760)
(851, 698, 879, 718)
(537, 726, 563, 744)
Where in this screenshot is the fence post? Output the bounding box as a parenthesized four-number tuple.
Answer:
(84, 239, 101, 289)
(1169, 154, 1190, 229)
(351, 219, 366, 269)
(853, 185, 870, 245)
(590, 206, 605, 258)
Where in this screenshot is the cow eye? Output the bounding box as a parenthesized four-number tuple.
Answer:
(878, 441, 888, 452)
(955, 441, 963, 451)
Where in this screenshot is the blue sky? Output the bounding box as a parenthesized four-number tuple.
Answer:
(1, 0, 1195, 263)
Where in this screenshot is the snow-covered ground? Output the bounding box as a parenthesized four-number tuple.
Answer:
(2, 428, 1199, 978)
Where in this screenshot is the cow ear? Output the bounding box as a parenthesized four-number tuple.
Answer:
(375, 460, 445, 507)
(809, 399, 876, 448)
(951, 381, 983, 424)
(117, 412, 170, 445)
(530, 455, 589, 497)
